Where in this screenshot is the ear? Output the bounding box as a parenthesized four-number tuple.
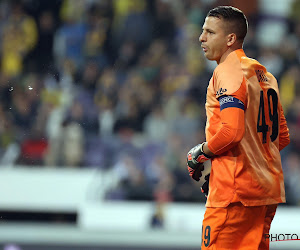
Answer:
(227, 33, 237, 47)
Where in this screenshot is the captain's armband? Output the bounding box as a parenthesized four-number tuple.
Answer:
(219, 95, 245, 111)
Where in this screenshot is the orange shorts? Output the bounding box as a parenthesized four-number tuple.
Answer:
(201, 202, 277, 250)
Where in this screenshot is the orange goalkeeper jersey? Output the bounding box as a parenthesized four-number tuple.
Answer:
(205, 49, 290, 207)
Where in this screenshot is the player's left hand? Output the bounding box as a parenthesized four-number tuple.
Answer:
(187, 142, 211, 164)
(187, 143, 208, 181)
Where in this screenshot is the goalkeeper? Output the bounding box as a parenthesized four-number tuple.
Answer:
(186, 6, 290, 250)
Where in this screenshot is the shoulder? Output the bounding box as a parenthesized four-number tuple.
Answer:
(213, 53, 244, 97)
(215, 53, 243, 82)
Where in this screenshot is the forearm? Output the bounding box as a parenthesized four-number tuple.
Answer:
(207, 125, 244, 155)
(204, 107, 245, 156)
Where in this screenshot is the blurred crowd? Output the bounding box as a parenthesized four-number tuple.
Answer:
(0, 0, 299, 205)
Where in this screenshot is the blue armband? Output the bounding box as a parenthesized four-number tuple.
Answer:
(219, 95, 244, 111)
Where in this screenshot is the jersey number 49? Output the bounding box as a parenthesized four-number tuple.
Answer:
(257, 89, 279, 144)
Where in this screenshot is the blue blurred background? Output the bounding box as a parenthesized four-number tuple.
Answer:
(0, 0, 299, 249)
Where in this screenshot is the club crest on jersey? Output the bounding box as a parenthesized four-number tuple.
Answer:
(216, 88, 227, 97)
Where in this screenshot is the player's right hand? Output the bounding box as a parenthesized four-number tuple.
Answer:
(201, 173, 210, 196)
(187, 154, 204, 181)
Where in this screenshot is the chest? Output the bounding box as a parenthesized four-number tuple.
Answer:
(206, 77, 219, 110)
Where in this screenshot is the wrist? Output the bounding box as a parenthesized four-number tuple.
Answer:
(193, 143, 211, 163)
(202, 142, 214, 157)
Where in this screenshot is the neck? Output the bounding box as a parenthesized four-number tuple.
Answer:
(217, 44, 243, 64)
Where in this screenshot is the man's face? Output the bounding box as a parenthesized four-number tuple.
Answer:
(199, 16, 229, 63)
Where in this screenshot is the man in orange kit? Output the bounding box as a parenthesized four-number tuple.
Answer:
(186, 6, 290, 250)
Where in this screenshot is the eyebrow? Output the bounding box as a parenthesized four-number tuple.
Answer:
(202, 28, 215, 33)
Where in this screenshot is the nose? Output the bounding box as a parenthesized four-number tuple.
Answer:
(199, 32, 205, 43)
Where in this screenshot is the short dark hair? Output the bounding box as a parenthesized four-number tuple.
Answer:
(207, 6, 248, 42)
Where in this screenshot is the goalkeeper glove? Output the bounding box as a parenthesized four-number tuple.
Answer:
(201, 173, 210, 197)
(187, 142, 211, 164)
(186, 162, 204, 181)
